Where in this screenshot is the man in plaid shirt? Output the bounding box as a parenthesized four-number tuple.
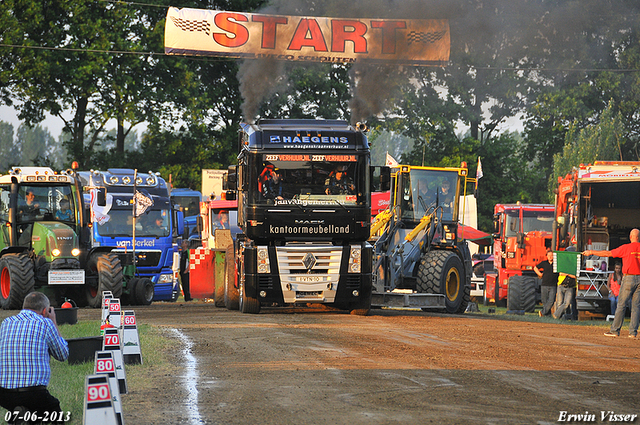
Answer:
(0, 292, 69, 417)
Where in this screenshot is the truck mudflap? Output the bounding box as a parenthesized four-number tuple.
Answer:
(371, 290, 446, 310)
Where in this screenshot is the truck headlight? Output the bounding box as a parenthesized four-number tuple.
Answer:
(71, 248, 81, 257)
(158, 274, 173, 283)
(52, 249, 61, 257)
(348, 245, 361, 273)
(257, 247, 270, 274)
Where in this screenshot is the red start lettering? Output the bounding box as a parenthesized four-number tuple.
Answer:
(288, 18, 328, 52)
(252, 15, 288, 49)
(331, 20, 368, 53)
(214, 13, 249, 47)
(371, 21, 407, 54)
(210, 13, 408, 55)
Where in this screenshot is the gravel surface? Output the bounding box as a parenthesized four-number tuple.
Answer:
(84, 302, 640, 425)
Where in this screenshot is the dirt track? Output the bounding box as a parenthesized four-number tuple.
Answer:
(68, 302, 639, 425)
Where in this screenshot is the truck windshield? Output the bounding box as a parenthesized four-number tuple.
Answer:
(522, 210, 555, 233)
(96, 208, 171, 237)
(172, 195, 200, 218)
(17, 185, 76, 224)
(210, 209, 241, 234)
(255, 154, 367, 206)
(401, 169, 459, 221)
(504, 209, 555, 237)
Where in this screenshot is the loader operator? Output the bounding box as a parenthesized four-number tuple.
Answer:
(437, 180, 454, 213)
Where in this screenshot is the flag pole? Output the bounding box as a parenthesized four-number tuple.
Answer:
(132, 169, 137, 274)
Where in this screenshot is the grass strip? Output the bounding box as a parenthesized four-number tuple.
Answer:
(1, 321, 172, 425)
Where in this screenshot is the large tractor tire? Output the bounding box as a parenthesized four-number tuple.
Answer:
(507, 275, 537, 313)
(224, 246, 239, 310)
(0, 253, 35, 310)
(85, 253, 123, 308)
(417, 250, 469, 314)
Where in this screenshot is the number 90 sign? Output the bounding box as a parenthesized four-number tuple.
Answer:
(87, 383, 110, 402)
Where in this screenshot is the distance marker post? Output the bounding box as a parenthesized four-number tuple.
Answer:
(122, 310, 142, 365)
(94, 351, 125, 425)
(108, 298, 122, 329)
(101, 291, 113, 324)
(82, 374, 118, 425)
(102, 328, 128, 394)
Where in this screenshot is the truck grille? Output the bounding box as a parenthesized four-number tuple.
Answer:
(114, 250, 161, 267)
(274, 244, 343, 303)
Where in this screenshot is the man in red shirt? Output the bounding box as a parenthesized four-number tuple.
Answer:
(583, 228, 640, 338)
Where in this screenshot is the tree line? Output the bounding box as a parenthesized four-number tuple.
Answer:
(1, 0, 639, 231)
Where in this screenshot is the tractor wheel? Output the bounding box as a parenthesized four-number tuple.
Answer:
(122, 278, 138, 305)
(239, 279, 260, 314)
(135, 277, 154, 306)
(85, 253, 123, 308)
(224, 246, 239, 310)
(507, 275, 537, 313)
(417, 250, 469, 314)
(0, 253, 35, 310)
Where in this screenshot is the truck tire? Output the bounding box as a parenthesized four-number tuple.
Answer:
(135, 277, 154, 306)
(417, 250, 469, 314)
(239, 280, 260, 314)
(507, 275, 523, 311)
(0, 253, 35, 310)
(224, 246, 239, 310)
(85, 253, 123, 308)
(508, 275, 537, 313)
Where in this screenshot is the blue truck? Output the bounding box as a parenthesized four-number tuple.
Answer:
(78, 169, 184, 303)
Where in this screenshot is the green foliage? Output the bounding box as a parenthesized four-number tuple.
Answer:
(0, 121, 19, 172)
(551, 103, 626, 191)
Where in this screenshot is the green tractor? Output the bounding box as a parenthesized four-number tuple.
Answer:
(0, 166, 123, 309)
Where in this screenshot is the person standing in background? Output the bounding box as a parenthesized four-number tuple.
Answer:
(179, 240, 192, 302)
(607, 261, 623, 316)
(584, 228, 640, 338)
(535, 248, 558, 317)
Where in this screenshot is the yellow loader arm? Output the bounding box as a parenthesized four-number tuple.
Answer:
(405, 213, 433, 242)
(370, 209, 392, 237)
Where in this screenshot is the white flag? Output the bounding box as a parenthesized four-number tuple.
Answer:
(90, 189, 112, 225)
(476, 157, 483, 180)
(385, 152, 399, 167)
(134, 190, 154, 217)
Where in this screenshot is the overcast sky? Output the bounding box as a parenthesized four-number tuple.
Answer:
(1, 105, 65, 139)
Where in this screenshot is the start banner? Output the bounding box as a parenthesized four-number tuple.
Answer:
(164, 8, 450, 65)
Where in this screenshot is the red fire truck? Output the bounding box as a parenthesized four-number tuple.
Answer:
(484, 203, 555, 310)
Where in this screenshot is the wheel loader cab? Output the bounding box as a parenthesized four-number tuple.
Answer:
(396, 168, 461, 224)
